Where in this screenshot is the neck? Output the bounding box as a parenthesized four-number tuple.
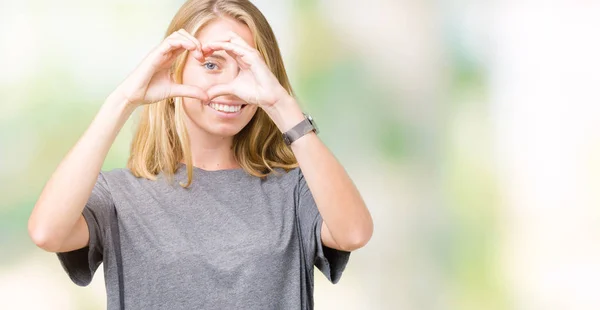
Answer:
(184, 121, 240, 171)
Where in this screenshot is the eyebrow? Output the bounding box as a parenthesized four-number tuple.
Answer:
(205, 54, 227, 62)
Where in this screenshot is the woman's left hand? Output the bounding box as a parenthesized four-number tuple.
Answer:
(202, 32, 291, 109)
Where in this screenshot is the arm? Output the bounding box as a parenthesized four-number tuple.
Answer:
(28, 96, 134, 252)
(28, 29, 208, 253)
(202, 33, 374, 252)
(265, 98, 374, 252)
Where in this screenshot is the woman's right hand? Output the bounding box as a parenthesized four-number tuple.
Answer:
(112, 29, 208, 107)
(29, 29, 210, 253)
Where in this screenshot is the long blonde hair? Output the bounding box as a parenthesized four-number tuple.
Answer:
(127, 0, 298, 187)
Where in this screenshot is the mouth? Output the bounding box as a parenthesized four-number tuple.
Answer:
(207, 101, 248, 115)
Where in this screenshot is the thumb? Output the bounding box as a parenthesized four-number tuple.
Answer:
(169, 84, 208, 101)
(206, 83, 237, 100)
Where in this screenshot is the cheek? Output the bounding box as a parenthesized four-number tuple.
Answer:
(181, 98, 203, 120)
(182, 59, 239, 84)
(182, 65, 212, 89)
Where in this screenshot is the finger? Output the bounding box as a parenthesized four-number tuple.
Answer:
(202, 41, 258, 70)
(234, 55, 250, 70)
(188, 49, 206, 63)
(177, 29, 205, 62)
(205, 41, 273, 84)
(163, 31, 203, 62)
(202, 46, 248, 70)
(166, 31, 196, 47)
(206, 84, 238, 101)
(169, 84, 209, 102)
(159, 38, 197, 56)
(202, 41, 250, 58)
(176, 29, 201, 48)
(225, 31, 255, 51)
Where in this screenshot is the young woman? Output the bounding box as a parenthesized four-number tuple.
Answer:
(28, 0, 373, 309)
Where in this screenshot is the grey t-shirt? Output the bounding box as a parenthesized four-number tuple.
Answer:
(56, 164, 350, 309)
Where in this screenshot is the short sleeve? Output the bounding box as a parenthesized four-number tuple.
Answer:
(296, 168, 351, 284)
(56, 172, 113, 286)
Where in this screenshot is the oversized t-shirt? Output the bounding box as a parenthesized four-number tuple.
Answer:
(56, 164, 350, 309)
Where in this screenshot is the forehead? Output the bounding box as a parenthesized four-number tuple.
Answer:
(195, 16, 255, 48)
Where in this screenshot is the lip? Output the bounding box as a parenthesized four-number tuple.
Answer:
(208, 100, 246, 106)
(206, 101, 247, 119)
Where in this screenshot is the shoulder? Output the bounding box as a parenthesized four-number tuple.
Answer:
(100, 168, 136, 181)
(239, 167, 303, 193)
(99, 166, 303, 189)
(263, 167, 301, 184)
(99, 168, 154, 190)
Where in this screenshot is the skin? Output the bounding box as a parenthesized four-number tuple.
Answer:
(179, 18, 259, 169)
(28, 16, 373, 254)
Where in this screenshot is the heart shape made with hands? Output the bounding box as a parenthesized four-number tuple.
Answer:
(197, 31, 290, 109)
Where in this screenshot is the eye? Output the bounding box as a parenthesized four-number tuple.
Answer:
(203, 61, 219, 71)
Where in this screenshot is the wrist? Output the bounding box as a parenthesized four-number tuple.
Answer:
(104, 92, 139, 118)
(263, 96, 305, 132)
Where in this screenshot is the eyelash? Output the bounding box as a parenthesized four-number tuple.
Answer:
(202, 61, 219, 71)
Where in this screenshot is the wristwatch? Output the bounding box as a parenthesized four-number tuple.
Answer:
(282, 114, 319, 145)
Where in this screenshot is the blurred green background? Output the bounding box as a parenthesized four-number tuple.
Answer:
(2, 0, 599, 309)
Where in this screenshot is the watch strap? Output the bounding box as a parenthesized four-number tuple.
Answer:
(283, 117, 316, 145)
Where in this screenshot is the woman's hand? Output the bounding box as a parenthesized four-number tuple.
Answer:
(112, 29, 209, 107)
(202, 31, 292, 109)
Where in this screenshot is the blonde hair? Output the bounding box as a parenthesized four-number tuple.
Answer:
(127, 0, 298, 187)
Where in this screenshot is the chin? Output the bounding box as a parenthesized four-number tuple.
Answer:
(204, 122, 249, 138)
